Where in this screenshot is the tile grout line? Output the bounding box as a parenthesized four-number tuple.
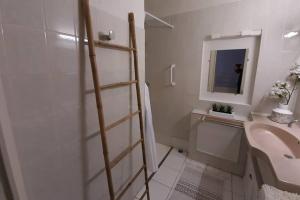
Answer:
(135, 145, 173, 200)
(165, 154, 187, 200)
(148, 146, 173, 182)
(155, 148, 187, 200)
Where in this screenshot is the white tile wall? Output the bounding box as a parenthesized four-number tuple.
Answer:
(0, 1, 146, 200)
(2, 24, 48, 76)
(44, 0, 75, 35)
(46, 31, 80, 109)
(0, 0, 45, 28)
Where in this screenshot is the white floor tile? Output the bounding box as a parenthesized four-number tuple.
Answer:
(136, 180, 171, 200)
(163, 149, 186, 171)
(153, 166, 180, 187)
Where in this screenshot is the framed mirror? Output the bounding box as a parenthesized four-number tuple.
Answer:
(208, 49, 249, 94)
(199, 36, 260, 105)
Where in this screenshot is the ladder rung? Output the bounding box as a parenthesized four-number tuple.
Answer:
(87, 167, 105, 184)
(101, 80, 138, 90)
(105, 111, 140, 131)
(116, 166, 145, 200)
(110, 139, 142, 169)
(86, 80, 138, 94)
(94, 40, 136, 52)
(85, 131, 100, 140)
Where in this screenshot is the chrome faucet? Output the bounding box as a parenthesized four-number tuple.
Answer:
(288, 119, 299, 128)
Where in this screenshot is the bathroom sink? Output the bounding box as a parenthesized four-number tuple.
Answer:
(248, 123, 300, 159)
(244, 120, 300, 193)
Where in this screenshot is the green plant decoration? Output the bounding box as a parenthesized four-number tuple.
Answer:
(211, 103, 233, 114)
(219, 105, 225, 113)
(227, 105, 233, 114)
(212, 103, 218, 112)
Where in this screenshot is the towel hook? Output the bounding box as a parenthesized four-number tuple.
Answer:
(99, 30, 115, 41)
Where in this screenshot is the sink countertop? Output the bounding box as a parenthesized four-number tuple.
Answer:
(246, 114, 300, 192)
(250, 114, 300, 140)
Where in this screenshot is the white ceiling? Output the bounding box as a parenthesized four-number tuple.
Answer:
(145, 0, 241, 18)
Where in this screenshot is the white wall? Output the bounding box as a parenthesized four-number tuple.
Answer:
(145, 0, 240, 18)
(90, 0, 145, 28)
(0, 0, 145, 200)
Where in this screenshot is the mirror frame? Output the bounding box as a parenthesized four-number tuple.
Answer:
(199, 36, 261, 105)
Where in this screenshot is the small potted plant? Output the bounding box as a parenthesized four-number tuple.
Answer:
(269, 64, 300, 123)
(209, 103, 234, 119)
(212, 103, 218, 112)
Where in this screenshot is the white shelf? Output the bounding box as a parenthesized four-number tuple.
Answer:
(192, 109, 248, 122)
(210, 30, 262, 40)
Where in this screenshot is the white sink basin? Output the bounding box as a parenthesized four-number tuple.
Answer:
(249, 123, 300, 159)
(245, 120, 300, 193)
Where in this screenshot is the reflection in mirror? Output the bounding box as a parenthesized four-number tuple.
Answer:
(208, 49, 249, 94)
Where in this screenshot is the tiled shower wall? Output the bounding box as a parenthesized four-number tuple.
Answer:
(0, 0, 145, 200)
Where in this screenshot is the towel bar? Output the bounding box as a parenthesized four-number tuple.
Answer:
(199, 115, 244, 129)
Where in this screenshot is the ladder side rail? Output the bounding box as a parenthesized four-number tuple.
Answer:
(82, 0, 115, 199)
(128, 12, 151, 200)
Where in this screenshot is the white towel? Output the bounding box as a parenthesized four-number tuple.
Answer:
(144, 84, 158, 173)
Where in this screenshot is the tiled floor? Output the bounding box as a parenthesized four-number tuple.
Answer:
(135, 148, 245, 200)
